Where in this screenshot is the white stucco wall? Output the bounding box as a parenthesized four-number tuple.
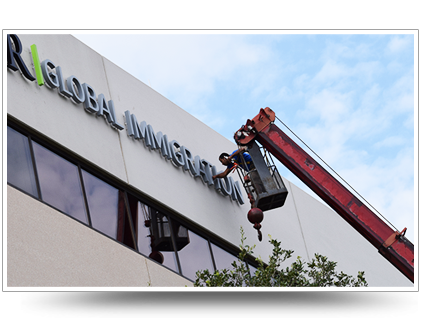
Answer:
(6, 34, 413, 287)
(7, 186, 193, 287)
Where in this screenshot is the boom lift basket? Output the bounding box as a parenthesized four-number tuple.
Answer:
(239, 141, 288, 211)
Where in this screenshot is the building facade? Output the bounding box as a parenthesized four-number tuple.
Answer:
(6, 34, 413, 288)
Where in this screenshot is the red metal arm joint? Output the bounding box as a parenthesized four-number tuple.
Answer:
(234, 107, 276, 146)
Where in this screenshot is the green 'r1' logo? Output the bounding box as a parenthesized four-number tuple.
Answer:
(30, 44, 44, 86)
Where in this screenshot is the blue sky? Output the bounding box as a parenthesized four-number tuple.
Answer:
(73, 32, 415, 242)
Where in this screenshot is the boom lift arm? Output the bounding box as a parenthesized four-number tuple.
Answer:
(234, 107, 414, 283)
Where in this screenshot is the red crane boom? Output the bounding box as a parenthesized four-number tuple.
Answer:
(234, 107, 414, 283)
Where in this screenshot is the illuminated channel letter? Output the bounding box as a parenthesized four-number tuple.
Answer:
(124, 111, 134, 136)
(170, 140, 185, 167)
(212, 166, 222, 191)
(56, 66, 73, 98)
(41, 59, 59, 88)
(180, 146, 198, 176)
(148, 127, 170, 158)
(201, 159, 213, 186)
(219, 176, 233, 196)
(7, 34, 36, 81)
(97, 94, 115, 124)
(194, 156, 213, 185)
(131, 114, 150, 144)
(66, 76, 85, 104)
(108, 101, 124, 130)
(82, 83, 99, 113)
(231, 181, 244, 204)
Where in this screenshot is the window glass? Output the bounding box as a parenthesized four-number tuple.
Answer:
(32, 142, 88, 224)
(211, 243, 238, 271)
(7, 127, 38, 197)
(130, 197, 179, 273)
(82, 170, 119, 239)
(174, 220, 214, 281)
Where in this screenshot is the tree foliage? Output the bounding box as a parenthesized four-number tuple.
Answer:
(194, 227, 368, 287)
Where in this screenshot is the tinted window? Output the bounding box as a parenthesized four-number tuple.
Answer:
(82, 170, 119, 239)
(32, 142, 88, 224)
(175, 225, 214, 281)
(211, 243, 238, 271)
(7, 127, 38, 197)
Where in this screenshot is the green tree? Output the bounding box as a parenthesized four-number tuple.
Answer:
(194, 227, 368, 287)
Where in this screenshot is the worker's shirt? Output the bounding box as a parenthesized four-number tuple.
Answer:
(227, 150, 254, 171)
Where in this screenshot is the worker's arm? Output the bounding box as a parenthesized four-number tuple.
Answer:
(227, 146, 246, 162)
(212, 167, 231, 180)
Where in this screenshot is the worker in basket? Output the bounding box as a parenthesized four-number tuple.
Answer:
(212, 147, 266, 201)
(212, 147, 254, 181)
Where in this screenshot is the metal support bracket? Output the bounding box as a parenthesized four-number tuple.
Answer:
(382, 228, 407, 248)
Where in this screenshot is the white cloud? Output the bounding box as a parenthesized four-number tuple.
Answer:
(321, 41, 351, 60)
(373, 135, 406, 149)
(305, 88, 353, 123)
(293, 73, 310, 88)
(386, 35, 413, 54)
(384, 70, 414, 108)
(353, 61, 383, 83)
(312, 60, 349, 85)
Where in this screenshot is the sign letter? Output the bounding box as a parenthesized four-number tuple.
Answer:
(41, 59, 59, 88)
(7, 34, 36, 81)
(82, 83, 99, 113)
(67, 76, 85, 104)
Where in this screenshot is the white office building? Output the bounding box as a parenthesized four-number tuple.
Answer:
(6, 34, 413, 288)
